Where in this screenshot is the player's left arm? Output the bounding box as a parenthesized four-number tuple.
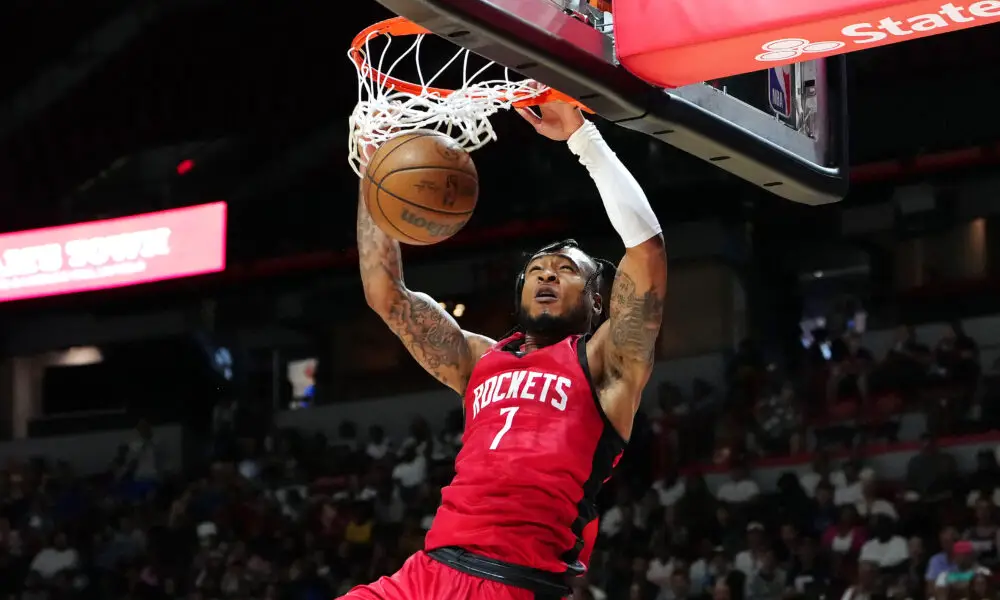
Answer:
(517, 102, 666, 410)
(565, 115, 666, 409)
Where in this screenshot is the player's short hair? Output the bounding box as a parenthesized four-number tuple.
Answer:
(513, 238, 616, 330)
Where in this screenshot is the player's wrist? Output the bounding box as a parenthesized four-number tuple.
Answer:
(565, 120, 599, 155)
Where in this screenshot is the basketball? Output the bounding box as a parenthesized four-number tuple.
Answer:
(362, 132, 478, 246)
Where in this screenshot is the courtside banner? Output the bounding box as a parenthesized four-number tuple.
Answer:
(0, 202, 227, 303)
(615, 0, 1000, 88)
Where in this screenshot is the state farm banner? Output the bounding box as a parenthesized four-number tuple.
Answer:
(615, 0, 1000, 88)
(0, 202, 227, 303)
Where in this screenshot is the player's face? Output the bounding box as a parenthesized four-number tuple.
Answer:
(518, 249, 600, 337)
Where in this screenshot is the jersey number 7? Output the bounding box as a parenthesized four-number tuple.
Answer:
(489, 406, 519, 450)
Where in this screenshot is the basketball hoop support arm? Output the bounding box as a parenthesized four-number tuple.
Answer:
(372, 0, 848, 205)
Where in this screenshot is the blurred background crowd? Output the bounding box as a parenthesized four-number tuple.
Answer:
(5, 319, 1000, 600)
(3, 2, 1000, 600)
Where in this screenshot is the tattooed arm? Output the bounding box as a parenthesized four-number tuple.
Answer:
(357, 191, 494, 395)
(523, 105, 665, 424)
(598, 239, 667, 401)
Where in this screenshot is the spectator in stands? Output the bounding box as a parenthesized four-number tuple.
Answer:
(95, 513, 147, 573)
(713, 505, 745, 558)
(935, 321, 979, 384)
(799, 451, 846, 498)
(645, 539, 675, 591)
(809, 481, 840, 536)
(714, 571, 746, 600)
(716, 462, 760, 506)
(663, 568, 693, 600)
(373, 481, 405, 529)
(734, 522, 768, 577)
(365, 425, 391, 460)
(745, 547, 785, 600)
(772, 475, 812, 538)
(964, 497, 1000, 568)
(776, 522, 800, 566)
(826, 333, 873, 406)
(871, 325, 927, 402)
(121, 419, 163, 500)
(925, 526, 960, 594)
(28, 531, 78, 582)
(602, 488, 637, 539)
(900, 535, 928, 599)
(822, 505, 866, 558)
(840, 560, 879, 600)
(433, 409, 464, 464)
(904, 435, 958, 500)
(970, 572, 994, 600)
(786, 536, 831, 598)
(688, 541, 722, 596)
(676, 474, 716, 535)
(714, 415, 750, 467)
(933, 540, 989, 599)
(966, 450, 1000, 506)
(652, 467, 685, 510)
(391, 443, 427, 502)
(339, 420, 361, 453)
(833, 461, 867, 507)
(859, 515, 908, 570)
(928, 322, 981, 435)
(855, 478, 898, 522)
(399, 416, 434, 458)
(753, 382, 803, 456)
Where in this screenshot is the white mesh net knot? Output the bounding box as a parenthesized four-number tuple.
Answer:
(348, 26, 548, 177)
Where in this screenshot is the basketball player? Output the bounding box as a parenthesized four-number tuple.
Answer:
(348, 101, 666, 600)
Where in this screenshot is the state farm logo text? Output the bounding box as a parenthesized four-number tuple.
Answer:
(756, 39, 844, 61)
(755, 1, 1000, 62)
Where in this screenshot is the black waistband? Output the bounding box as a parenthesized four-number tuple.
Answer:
(426, 547, 571, 599)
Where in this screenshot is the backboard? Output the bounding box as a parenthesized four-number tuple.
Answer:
(371, 0, 850, 205)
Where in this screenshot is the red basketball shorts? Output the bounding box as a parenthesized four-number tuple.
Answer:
(339, 551, 548, 600)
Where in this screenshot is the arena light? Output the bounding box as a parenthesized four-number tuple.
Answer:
(176, 159, 195, 176)
(0, 202, 227, 303)
(453, 303, 465, 317)
(52, 346, 104, 366)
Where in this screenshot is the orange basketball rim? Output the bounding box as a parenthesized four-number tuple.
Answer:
(350, 16, 589, 111)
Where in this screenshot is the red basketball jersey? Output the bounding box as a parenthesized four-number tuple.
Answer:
(424, 332, 625, 573)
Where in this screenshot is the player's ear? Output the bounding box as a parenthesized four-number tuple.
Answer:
(591, 291, 603, 317)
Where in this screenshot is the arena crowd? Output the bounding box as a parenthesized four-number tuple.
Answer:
(2, 322, 999, 600)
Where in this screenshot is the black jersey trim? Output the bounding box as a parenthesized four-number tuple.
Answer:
(575, 334, 627, 446)
(560, 334, 627, 568)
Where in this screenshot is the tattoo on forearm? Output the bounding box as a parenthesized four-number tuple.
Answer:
(356, 197, 470, 389)
(357, 197, 403, 283)
(608, 270, 664, 369)
(386, 293, 470, 384)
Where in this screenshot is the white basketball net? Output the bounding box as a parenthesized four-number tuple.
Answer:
(348, 28, 548, 177)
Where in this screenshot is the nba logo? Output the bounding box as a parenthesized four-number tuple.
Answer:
(767, 65, 792, 120)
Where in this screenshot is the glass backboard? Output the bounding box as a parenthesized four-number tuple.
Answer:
(370, 0, 849, 205)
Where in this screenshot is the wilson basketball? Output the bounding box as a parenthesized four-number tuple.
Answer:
(363, 132, 478, 246)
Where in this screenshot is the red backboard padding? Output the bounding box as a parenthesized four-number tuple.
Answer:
(614, 0, 1000, 88)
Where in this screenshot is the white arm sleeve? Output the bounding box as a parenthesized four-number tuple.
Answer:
(567, 120, 662, 248)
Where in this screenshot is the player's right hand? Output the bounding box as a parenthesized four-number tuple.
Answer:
(515, 100, 586, 141)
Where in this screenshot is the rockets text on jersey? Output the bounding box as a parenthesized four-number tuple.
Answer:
(424, 332, 626, 574)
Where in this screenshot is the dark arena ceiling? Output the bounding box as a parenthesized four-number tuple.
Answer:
(0, 0, 999, 266)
